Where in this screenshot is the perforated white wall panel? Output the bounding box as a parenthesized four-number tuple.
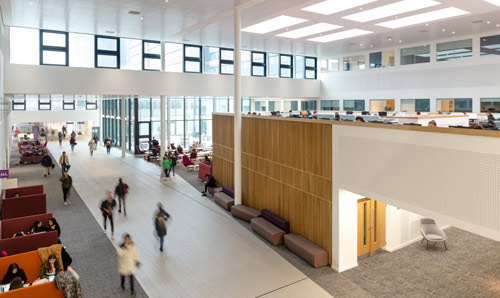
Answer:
(333, 125, 500, 241)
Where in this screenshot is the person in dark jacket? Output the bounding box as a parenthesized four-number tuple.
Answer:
(41, 152, 52, 177)
(114, 178, 129, 216)
(2, 263, 27, 284)
(170, 153, 177, 177)
(70, 137, 76, 152)
(30, 219, 45, 234)
(93, 134, 98, 147)
(155, 203, 170, 252)
(59, 171, 72, 206)
(177, 145, 183, 154)
(101, 191, 116, 240)
(201, 174, 218, 196)
(105, 137, 112, 154)
(204, 155, 212, 166)
(46, 217, 62, 243)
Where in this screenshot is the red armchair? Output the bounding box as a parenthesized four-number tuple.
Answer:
(198, 162, 212, 181)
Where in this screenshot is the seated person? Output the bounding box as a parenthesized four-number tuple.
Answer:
(8, 277, 23, 291)
(40, 254, 60, 279)
(428, 120, 437, 127)
(13, 192, 20, 198)
(190, 149, 197, 159)
(151, 137, 159, 148)
(12, 232, 25, 238)
(204, 155, 212, 166)
(45, 218, 61, 243)
(30, 219, 45, 234)
(201, 174, 218, 196)
(177, 145, 183, 154)
(2, 263, 27, 284)
(355, 116, 365, 123)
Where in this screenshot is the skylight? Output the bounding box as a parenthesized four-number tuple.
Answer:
(343, 0, 441, 23)
(308, 29, 373, 43)
(276, 23, 343, 39)
(483, 0, 500, 7)
(242, 16, 308, 34)
(302, 0, 378, 16)
(376, 7, 469, 29)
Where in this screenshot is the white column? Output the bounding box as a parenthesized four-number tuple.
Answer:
(167, 96, 171, 147)
(160, 95, 166, 177)
(98, 95, 103, 144)
(234, 8, 242, 206)
(161, 41, 166, 72)
(121, 96, 126, 157)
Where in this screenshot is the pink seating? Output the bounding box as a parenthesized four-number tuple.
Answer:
(5, 185, 44, 198)
(1, 194, 47, 220)
(198, 162, 212, 181)
(1, 213, 53, 239)
(182, 155, 195, 167)
(0, 232, 58, 256)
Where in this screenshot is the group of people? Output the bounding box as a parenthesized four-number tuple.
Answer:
(11, 218, 61, 244)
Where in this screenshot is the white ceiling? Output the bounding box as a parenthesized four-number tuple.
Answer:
(2, 0, 500, 57)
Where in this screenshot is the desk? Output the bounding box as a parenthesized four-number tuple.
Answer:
(382, 115, 469, 127)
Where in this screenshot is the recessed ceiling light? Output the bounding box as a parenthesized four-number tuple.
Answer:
(308, 28, 373, 43)
(29, 2, 32, 5)
(483, 0, 500, 7)
(399, 40, 402, 43)
(487, 21, 491, 24)
(276, 23, 343, 39)
(370, 44, 373, 47)
(452, 31, 455, 34)
(343, 0, 440, 23)
(442, 28, 446, 31)
(360, 43, 363, 46)
(497, 24, 500, 27)
(302, 0, 378, 16)
(242, 15, 307, 34)
(140, 17, 144, 20)
(376, 7, 469, 29)
(388, 38, 392, 41)
(425, 23, 429, 26)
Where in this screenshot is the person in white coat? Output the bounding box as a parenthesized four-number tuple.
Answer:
(88, 139, 95, 156)
(118, 234, 140, 296)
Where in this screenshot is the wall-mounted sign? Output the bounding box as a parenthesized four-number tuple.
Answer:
(77, 122, 85, 124)
(0, 169, 9, 179)
(66, 122, 74, 124)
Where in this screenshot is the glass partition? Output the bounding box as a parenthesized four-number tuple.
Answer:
(437, 39, 472, 61)
(437, 98, 472, 113)
(320, 100, 340, 111)
(343, 55, 365, 71)
(480, 98, 500, 112)
(480, 34, 500, 56)
(400, 99, 430, 113)
(370, 99, 395, 112)
(401, 45, 430, 65)
(344, 100, 365, 111)
(369, 50, 395, 68)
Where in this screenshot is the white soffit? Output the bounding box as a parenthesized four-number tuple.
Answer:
(302, 0, 378, 16)
(308, 29, 373, 43)
(242, 15, 308, 34)
(376, 7, 470, 29)
(343, 0, 441, 23)
(276, 23, 342, 39)
(483, 0, 500, 7)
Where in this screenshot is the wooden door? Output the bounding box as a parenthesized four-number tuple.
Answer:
(357, 199, 386, 257)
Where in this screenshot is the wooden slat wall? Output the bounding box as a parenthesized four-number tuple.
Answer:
(212, 113, 333, 264)
(212, 114, 234, 189)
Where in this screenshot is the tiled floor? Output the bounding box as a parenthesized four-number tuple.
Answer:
(47, 140, 332, 298)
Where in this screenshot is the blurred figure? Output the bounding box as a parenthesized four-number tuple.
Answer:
(428, 120, 437, 127)
(59, 171, 72, 206)
(155, 203, 170, 252)
(58, 131, 63, 145)
(93, 134, 99, 147)
(118, 234, 140, 296)
(114, 178, 129, 216)
(70, 137, 76, 152)
(41, 151, 53, 177)
(162, 156, 172, 179)
(88, 138, 95, 156)
(100, 191, 116, 240)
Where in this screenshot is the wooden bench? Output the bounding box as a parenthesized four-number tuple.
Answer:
(231, 205, 260, 223)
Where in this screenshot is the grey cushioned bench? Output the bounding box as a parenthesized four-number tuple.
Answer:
(284, 233, 328, 268)
(250, 218, 285, 245)
(208, 186, 222, 195)
(231, 205, 260, 223)
(214, 186, 234, 211)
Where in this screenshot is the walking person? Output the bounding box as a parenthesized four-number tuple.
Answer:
(118, 234, 140, 296)
(70, 137, 76, 152)
(59, 171, 72, 206)
(88, 139, 95, 156)
(100, 191, 116, 239)
(105, 137, 112, 154)
(93, 134, 98, 148)
(162, 156, 172, 178)
(58, 131, 63, 145)
(70, 131, 76, 139)
(58, 151, 70, 174)
(170, 153, 177, 177)
(155, 203, 170, 252)
(41, 152, 53, 177)
(114, 178, 129, 216)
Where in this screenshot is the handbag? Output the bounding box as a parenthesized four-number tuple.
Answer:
(94, 147, 97, 151)
(66, 165, 71, 170)
(51, 164, 55, 169)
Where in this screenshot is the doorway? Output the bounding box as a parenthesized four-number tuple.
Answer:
(357, 198, 386, 257)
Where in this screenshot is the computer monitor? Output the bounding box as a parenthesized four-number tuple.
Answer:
(378, 111, 387, 117)
(403, 123, 422, 126)
(361, 111, 370, 115)
(346, 111, 353, 115)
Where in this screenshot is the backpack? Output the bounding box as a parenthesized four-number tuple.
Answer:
(124, 184, 129, 194)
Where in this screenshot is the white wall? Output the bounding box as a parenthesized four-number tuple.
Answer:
(11, 110, 99, 124)
(385, 205, 448, 252)
(332, 124, 500, 271)
(320, 30, 500, 113)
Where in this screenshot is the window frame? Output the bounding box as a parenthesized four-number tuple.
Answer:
(251, 51, 267, 77)
(40, 29, 69, 66)
(63, 97, 75, 110)
(219, 48, 234, 75)
(95, 35, 120, 69)
(12, 96, 26, 111)
(38, 95, 51, 110)
(142, 40, 161, 71)
(183, 44, 202, 73)
(279, 54, 293, 78)
(305, 56, 317, 79)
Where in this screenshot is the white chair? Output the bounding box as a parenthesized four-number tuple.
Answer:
(420, 218, 447, 250)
